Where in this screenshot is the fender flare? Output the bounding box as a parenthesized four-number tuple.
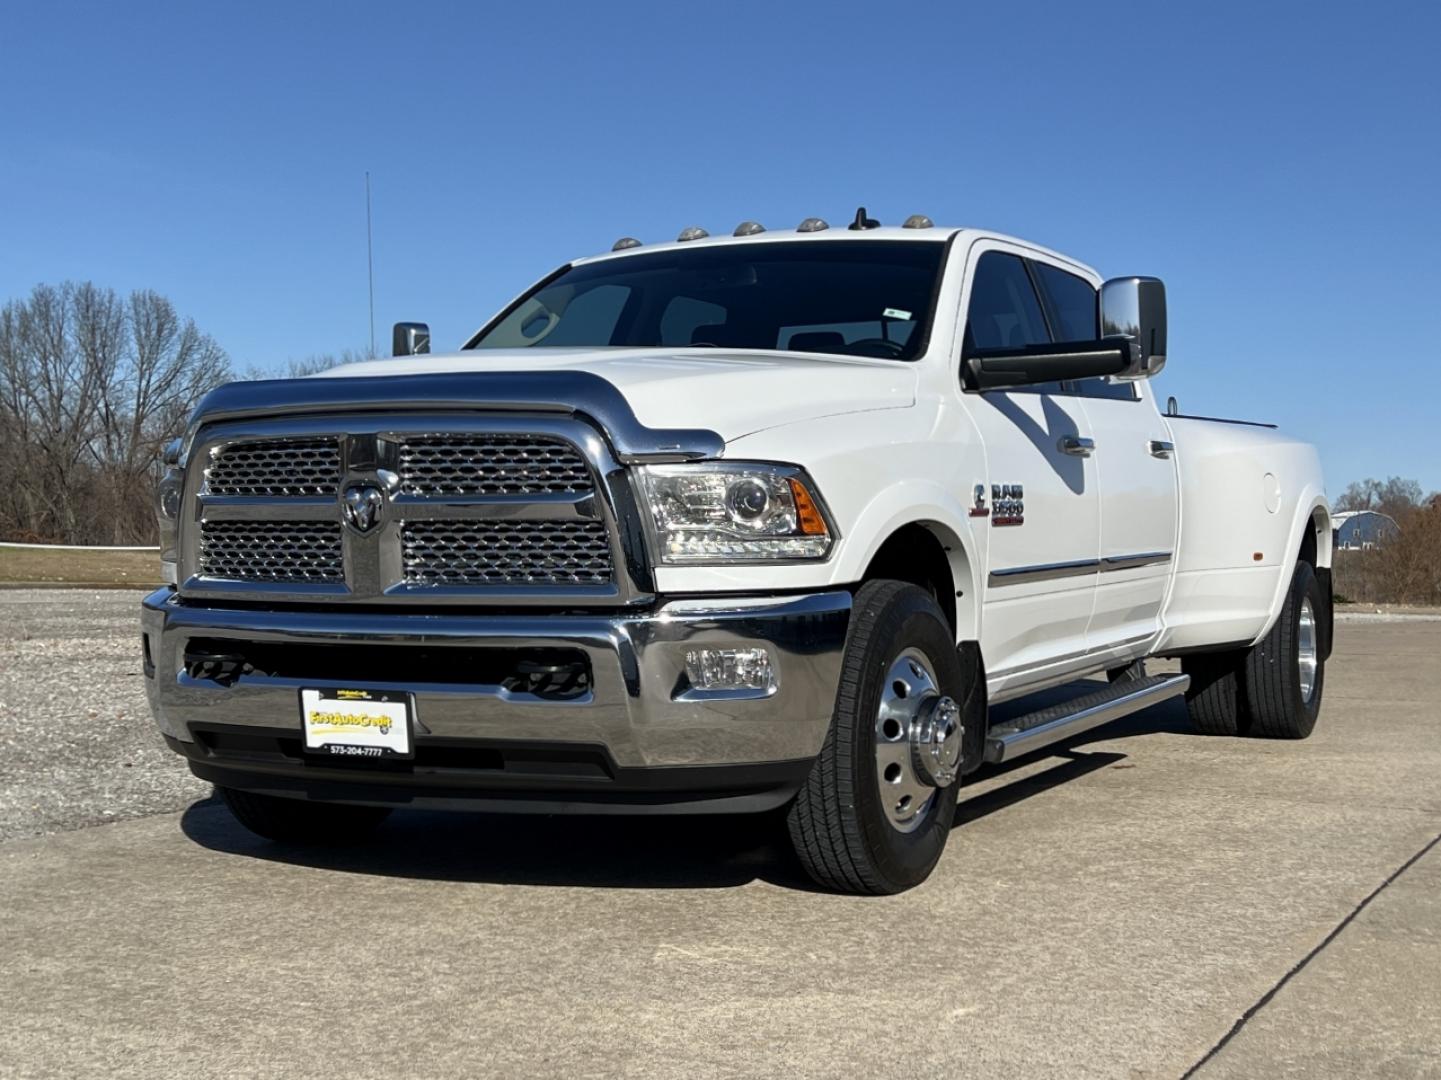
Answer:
(832, 479, 984, 641)
(1252, 490, 1331, 646)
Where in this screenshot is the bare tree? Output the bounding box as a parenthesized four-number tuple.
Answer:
(0, 282, 230, 544)
(1333, 476, 1430, 521)
(242, 347, 374, 381)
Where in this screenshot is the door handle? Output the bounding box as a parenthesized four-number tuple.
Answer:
(1148, 439, 1175, 458)
(1059, 435, 1096, 457)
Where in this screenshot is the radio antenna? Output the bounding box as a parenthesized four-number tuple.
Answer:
(365, 171, 376, 358)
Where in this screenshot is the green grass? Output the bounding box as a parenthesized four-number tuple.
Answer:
(0, 546, 163, 587)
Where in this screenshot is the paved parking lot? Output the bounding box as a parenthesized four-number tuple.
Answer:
(1, 591, 1438, 1078)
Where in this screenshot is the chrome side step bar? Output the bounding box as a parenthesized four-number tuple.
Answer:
(984, 673, 1191, 764)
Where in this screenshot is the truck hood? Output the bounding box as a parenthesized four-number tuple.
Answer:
(315, 348, 917, 442)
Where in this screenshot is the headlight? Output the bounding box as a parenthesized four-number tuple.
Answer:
(155, 439, 183, 586)
(635, 463, 835, 564)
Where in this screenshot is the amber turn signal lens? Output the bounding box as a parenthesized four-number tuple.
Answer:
(789, 478, 828, 536)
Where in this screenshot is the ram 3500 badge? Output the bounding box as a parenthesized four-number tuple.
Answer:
(144, 211, 1332, 894)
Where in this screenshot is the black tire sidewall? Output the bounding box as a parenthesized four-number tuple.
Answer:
(843, 587, 965, 889)
(1248, 561, 1324, 737)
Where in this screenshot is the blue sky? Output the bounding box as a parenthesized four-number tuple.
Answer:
(3, 0, 1438, 492)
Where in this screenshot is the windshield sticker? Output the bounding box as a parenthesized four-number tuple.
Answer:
(882, 307, 912, 320)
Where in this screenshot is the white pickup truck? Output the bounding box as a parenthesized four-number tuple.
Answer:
(143, 211, 1332, 893)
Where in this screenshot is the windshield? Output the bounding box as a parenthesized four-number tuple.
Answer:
(467, 240, 945, 360)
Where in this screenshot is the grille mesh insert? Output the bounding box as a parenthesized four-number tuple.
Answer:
(206, 439, 341, 497)
(397, 435, 592, 497)
(402, 520, 612, 587)
(198, 521, 344, 583)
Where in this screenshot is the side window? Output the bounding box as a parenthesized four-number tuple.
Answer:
(964, 252, 1051, 351)
(1033, 261, 1138, 402)
(964, 251, 1060, 394)
(1032, 263, 1097, 341)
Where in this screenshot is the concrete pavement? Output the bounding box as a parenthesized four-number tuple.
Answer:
(1, 620, 1439, 1078)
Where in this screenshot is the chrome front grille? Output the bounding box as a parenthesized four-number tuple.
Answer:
(402, 521, 612, 586)
(205, 438, 341, 497)
(181, 416, 635, 605)
(198, 521, 344, 583)
(398, 435, 592, 496)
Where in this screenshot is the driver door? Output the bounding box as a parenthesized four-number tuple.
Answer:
(961, 248, 1102, 693)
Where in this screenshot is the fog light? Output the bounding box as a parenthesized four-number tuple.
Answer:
(684, 647, 776, 693)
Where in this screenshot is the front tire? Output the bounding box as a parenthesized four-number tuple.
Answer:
(787, 580, 968, 895)
(219, 787, 391, 843)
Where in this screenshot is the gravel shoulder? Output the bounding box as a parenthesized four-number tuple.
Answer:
(0, 589, 208, 841)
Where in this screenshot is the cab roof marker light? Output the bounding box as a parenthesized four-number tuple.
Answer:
(676, 226, 709, 242)
(612, 237, 642, 251)
(733, 221, 766, 236)
(902, 214, 934, 229)
(797, 217, 829, 233)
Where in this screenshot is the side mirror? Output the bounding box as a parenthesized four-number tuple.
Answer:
(392, 321, 431, 357)
(1100, 277, 1167, 378)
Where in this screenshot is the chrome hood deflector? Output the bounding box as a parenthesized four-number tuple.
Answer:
(180, 369, 724, 465)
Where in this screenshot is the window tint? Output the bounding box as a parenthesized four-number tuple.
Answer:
(964, 252, 1051, 351)
(1033, 263, 1098, 342)
(660, 296, 727, 346)
(778, 320, 916, 351)
(470, 241, 945, 360)
(1072, 376, 1138, 401)
(539, 284, 631, 347)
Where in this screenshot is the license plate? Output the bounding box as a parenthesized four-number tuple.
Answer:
(300, 687, 414, 759)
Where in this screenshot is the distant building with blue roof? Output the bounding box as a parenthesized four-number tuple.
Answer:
(1332, 510, 1400, 551)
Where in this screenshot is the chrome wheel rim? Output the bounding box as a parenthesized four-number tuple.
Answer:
(874, 648, 963, 833)
(1298, 598, 1319, 705)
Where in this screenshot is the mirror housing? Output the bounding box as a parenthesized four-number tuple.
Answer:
(392, 321, 431, 357)
(1100, 277, 1167, 379)
(963, 340, 1131, 392)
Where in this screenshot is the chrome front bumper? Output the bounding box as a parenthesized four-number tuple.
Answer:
(141, 588, 849, 783)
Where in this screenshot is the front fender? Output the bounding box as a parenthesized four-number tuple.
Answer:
(827, 480, 984, 639)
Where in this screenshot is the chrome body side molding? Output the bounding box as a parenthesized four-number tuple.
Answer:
(1100, 551, 1172, 571)
(988, 551, 1173, 587)
(988, 559, 1099, 586)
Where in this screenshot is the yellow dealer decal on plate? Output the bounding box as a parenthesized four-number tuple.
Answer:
(301, 688, 412, 757)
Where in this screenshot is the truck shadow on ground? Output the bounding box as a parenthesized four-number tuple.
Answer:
(179, 695, 1193, 892)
